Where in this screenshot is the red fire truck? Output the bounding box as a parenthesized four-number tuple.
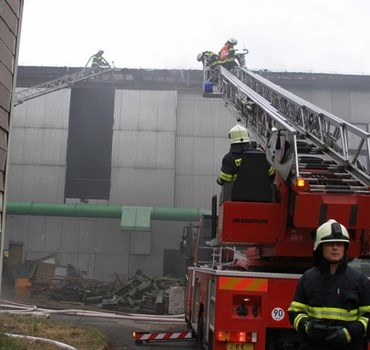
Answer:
(185, 63, 370, 349)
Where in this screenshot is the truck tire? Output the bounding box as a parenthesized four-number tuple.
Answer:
(196, 316, 205, 349)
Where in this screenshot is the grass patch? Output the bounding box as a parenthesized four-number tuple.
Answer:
(0, 313, 110, 349)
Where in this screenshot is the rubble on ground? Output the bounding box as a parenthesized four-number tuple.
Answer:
(6, 255, 185, 315)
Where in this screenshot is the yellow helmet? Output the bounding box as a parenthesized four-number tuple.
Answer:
(314, 219, 350, 250)
(228, 124, 249, 144)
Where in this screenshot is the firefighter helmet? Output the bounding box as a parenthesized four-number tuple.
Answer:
(97, 50, 104, 55)
(228, 124, 249, 144)
(314, 219, 350, 250)
(197, 53, 203, 62)
(227, 38, 238, 46)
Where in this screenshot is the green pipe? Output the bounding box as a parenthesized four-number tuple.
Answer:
(6, 202, 122, 218)
(6, 202, 210, 231)
(152, 207, 208, 221)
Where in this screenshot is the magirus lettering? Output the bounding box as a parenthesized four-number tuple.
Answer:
(233, 218, 268, 224)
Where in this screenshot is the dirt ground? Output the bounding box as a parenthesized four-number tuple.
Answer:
(1, 286, 196, 350)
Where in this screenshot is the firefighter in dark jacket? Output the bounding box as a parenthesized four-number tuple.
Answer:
(217, 124, 275, 186)
(288, 219, 370, 350)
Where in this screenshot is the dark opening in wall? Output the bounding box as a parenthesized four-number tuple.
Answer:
(65, 87, 114, 200)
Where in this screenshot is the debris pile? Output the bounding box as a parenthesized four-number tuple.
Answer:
(48, 269, 185, 314)
(5, 252, 185, 314)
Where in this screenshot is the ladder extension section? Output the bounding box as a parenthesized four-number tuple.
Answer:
(216, 66, 370, 192)
(14, 66, 114, 106)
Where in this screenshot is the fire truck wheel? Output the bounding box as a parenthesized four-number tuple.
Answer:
(197, 316, 205, 349)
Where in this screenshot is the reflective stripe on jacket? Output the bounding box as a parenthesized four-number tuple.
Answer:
(217, 144, 275, 185)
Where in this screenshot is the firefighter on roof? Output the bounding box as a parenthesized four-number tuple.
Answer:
(91, 50, 111, 68)
(288, 219, 370, 350)
(216, 124, 275, 185)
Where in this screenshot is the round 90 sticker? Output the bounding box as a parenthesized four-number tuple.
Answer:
(271, 307, 285, 321)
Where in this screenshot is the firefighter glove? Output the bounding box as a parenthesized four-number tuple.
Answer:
(304, 319, 329, 340)
(325, 327, 351, 348)
(346, 321, 365, 340)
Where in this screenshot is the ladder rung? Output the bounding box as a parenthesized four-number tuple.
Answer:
(305, 178, 360, 184)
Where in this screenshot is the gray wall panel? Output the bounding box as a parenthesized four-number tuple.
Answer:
(61, 218, 80, 252)
(348, 91, 370, 123)
(331, 89, 351, 120)
(96, 219, 129, 254)
(151, 221, 186, 255)
(43, 218, 64, 251)
(114, 90, 177, 131)
(7, 164, 65, 202)
(13, 89, 70, 128)
(130, 231, 150, 255)
(5, 216, 31, 249)
(77, 220, 98, 254)
(110, 89, 177, 208)
(95, 222, 129, 255)
(110, 168, 175, 206)
(9, 127, 67, 165)
(112, 130, 175, 168)
(9, 90, 69, 204)
(175, 175, 217, 210)
(176, 136, 226, 176)
(310, 89, 333, 112)
(177, 92, 235, 137)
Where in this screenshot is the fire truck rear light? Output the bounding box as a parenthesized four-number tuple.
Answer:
(295, 177, 309, 191)
(216, 331, 256, 343)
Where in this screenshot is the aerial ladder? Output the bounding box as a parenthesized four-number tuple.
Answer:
(202, 62, 370, 259)
(14, 57, 114, 106)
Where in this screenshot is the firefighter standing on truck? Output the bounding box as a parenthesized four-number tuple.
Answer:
(217, 124, 274, 186)
(288, 219, 370, 350)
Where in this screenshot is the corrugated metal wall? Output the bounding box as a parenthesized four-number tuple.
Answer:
(111, 90, 177, 206)
(8, 90, 69, 202)
(5, 74, 370, 282)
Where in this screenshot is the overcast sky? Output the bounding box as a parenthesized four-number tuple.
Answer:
(18, 0, 370, 75)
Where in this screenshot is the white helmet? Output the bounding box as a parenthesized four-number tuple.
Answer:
(197, 53, 203, 62)
(314, 219, 350, 250)
(227, 38, 238, 46)
(228, 124, 249, 144)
